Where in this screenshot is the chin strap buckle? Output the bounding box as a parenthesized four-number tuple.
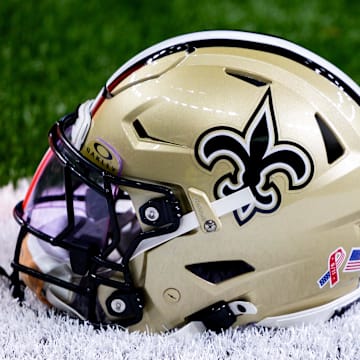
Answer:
(185, 300, 257, 333)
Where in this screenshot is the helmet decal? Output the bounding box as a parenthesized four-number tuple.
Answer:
(195, 89, 314, 225)
(85, 138, 123, 176)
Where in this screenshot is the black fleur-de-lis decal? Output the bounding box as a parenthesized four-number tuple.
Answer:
(195, 89, 314, 225)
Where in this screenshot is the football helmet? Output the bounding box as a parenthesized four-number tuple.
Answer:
(10, 30, 360, 333)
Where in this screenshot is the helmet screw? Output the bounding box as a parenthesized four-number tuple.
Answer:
(144, 206, 160, 222)
(163, 288, 181, 303)
(110, 298, 126, 314)
(204, 219, 217, 232)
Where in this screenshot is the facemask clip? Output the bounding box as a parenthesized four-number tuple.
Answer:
(139, 197, 181, 227)
(105, 289, 144, 326)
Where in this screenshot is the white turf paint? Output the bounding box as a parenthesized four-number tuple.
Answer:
(2, 180, 360, 359)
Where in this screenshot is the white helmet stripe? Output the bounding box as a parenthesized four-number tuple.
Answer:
(94, 30, 359, 112)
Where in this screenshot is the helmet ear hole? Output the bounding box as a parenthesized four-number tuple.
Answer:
(185, 260, 255, 284)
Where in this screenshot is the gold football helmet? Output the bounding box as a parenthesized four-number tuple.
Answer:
(10, 31, 360, 333)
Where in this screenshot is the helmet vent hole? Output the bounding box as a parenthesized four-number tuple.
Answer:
(185, 260, 255, 284)
(133, 119, 168, 143)
(315, 113, 345, 164)
(133, 119, 152, 139)
(225, 70, 269, 87)
(133, 119, 183, 147)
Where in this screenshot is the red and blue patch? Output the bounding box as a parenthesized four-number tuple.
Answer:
(317, 247, 346, 288)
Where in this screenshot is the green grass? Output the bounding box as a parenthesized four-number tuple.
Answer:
(1, 0, 359, 186)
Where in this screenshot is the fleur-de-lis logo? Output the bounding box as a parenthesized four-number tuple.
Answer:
(195, 89, 314, 225)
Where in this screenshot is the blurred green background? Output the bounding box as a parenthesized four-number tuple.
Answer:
(1, 0, 359, 186)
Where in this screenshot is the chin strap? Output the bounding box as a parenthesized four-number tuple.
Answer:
(173, 285, 360, 337)
(178, 300, 258, 335)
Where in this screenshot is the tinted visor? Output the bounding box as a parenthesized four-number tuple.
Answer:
(23, 150, 110, 248)
(17, 147, 140, 263)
